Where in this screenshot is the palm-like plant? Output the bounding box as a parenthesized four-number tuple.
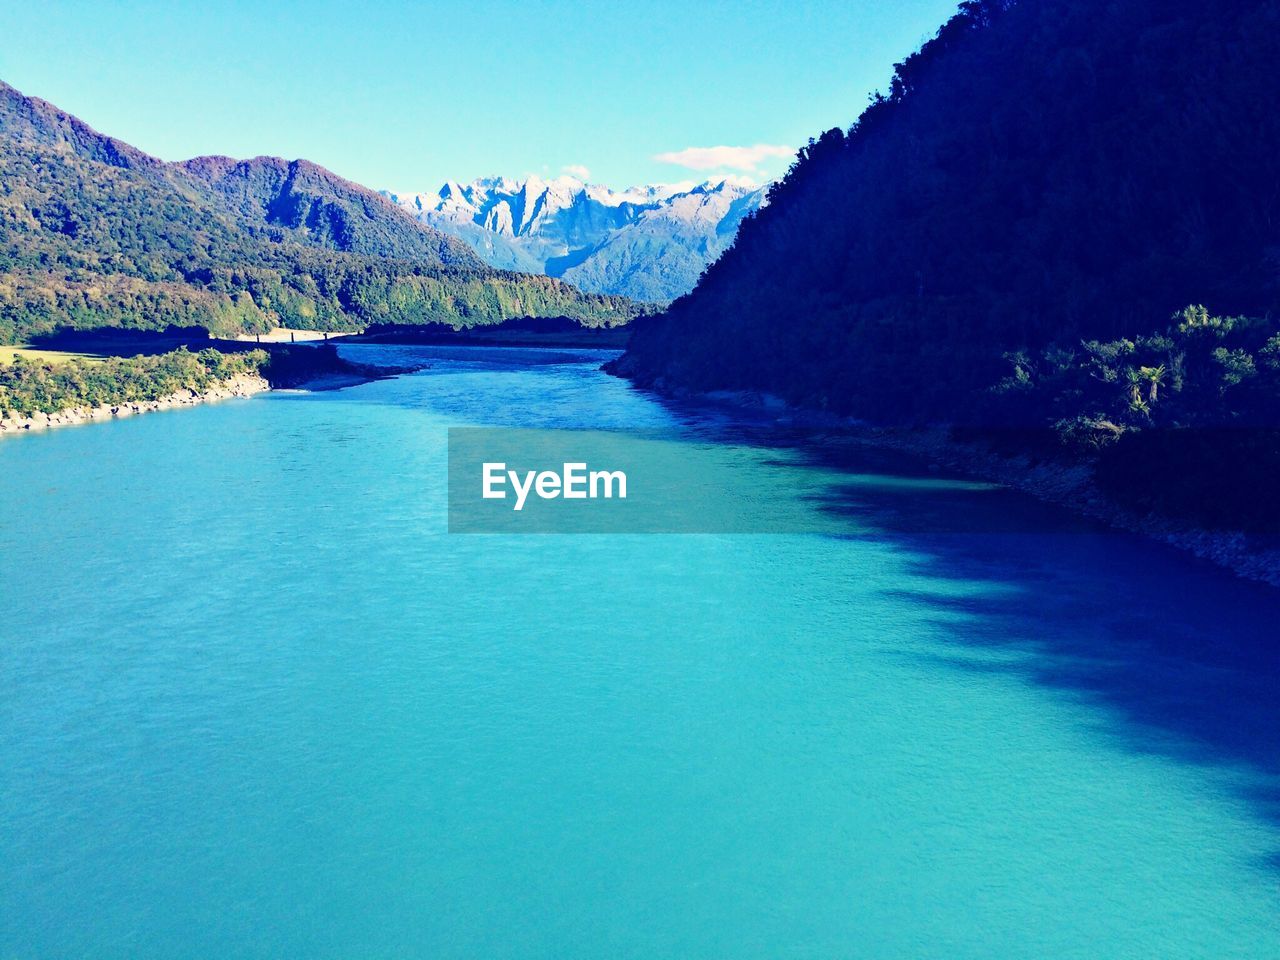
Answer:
(1125, 367, 1149, 414)
(1138, 364, 1166, 404)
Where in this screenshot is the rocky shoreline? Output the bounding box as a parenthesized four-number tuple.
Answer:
(0, 374, 269, 437)
(838, 423, 1280, 589)
(652, 385, 1280, 589)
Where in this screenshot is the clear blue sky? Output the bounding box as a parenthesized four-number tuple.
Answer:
(1, 0, 961, 191)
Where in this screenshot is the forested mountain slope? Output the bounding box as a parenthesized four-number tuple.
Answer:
(0, 81, 638, 342)
(180, 155, 479, 265)
(615, 0, 1280, 423)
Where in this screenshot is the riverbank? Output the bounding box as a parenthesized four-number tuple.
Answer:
(644, 384, 1280, 588)
(0, 334, 431, 438)
(838, 423, 1280, 589)
(0, 374, 269, 437)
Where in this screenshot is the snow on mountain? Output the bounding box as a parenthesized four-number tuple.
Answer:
(382, 175, 769, 302)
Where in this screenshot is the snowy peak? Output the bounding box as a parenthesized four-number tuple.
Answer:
(382, 175, 769, 301)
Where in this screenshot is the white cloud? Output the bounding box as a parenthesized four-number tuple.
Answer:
(653, 143, 794, 173)
(562, 164, 591, 180)
(714, 173, 761, 188)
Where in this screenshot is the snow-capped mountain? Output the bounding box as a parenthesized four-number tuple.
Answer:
(382, 175, 768, 302)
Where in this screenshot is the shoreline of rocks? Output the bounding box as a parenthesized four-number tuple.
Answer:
(0, 375, 270, 437)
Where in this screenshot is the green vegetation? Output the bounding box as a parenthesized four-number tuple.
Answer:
(617, 0, 1280, 422)
(613, 0, 1280, 530)
(986, 307, 1280, 442)
(980, 306, 1280, 531)
(177, 154, 482, 266)
(0, 347, 267, 417)
(0, 81, 641, 345)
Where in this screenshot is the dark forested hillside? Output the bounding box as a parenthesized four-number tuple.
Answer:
(0, 81, 638, 343)
(615, 0, 1280, 423)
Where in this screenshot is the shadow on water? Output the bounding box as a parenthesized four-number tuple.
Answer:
(632, 381, 1280, 869)
(790, 436, 1280, 871)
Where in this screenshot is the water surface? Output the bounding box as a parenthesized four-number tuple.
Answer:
(3, 346, 1278, 959)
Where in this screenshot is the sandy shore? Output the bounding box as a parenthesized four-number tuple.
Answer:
(234, 328, 353, 344)
(0, 374, 269, 437)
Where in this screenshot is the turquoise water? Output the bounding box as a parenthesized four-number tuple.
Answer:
(2, 346, 1279, 959)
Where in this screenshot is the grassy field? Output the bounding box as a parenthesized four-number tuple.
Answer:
(0, 346, 105, 365)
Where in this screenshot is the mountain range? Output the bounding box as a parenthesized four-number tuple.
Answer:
(0, 80, 637, 343)
(384, 175, 768, 302)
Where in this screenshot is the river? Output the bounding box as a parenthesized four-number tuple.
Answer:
(2, 345, 1278, 958)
